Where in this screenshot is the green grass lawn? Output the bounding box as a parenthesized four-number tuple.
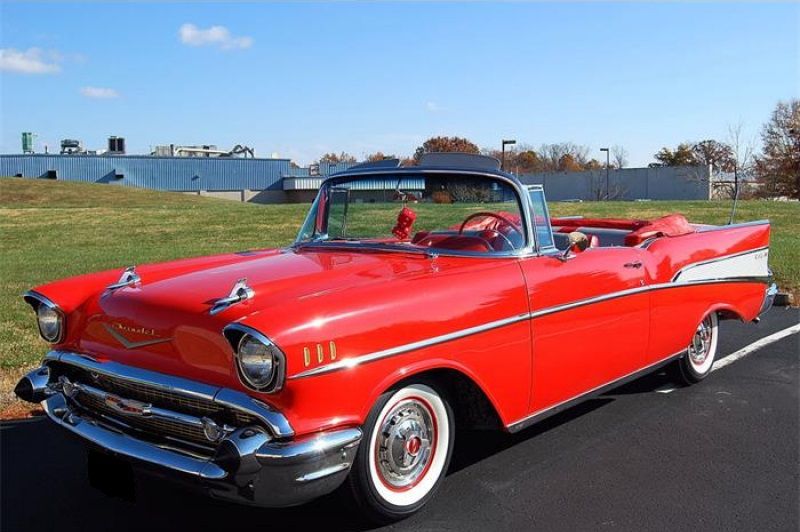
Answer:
(1, 178, 797, 415)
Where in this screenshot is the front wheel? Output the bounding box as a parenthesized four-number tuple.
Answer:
(673, 312, 719, 384)
(347, 382, 454, 524)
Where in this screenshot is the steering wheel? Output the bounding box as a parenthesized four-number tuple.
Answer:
(458, 212, 523, 250)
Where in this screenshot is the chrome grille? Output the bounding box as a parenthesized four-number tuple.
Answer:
(49, 362, 260, 449)
(77, 391, 211, 448)
(94, 374, 221, 417)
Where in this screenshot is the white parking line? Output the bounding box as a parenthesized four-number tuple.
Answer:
(711, 323, 800, 372)
(655, 323, 800, 394)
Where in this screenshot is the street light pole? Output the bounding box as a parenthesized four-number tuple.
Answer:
(600, 147, 610, 200)
(501, 139, 516, 171)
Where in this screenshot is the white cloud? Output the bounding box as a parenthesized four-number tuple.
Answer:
(179, 23, 253, 50)
(426, 101, 444, 113)
(80, 86, 120, 99)
(0, 48, 61, 74)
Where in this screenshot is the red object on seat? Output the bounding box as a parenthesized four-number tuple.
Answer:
(624, 214, 694, 246)
(392, 206, 417, 240)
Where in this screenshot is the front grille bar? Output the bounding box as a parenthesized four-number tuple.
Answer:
(43, 350, 294, 439)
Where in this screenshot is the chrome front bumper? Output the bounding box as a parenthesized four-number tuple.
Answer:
(16, 355, 362, 508)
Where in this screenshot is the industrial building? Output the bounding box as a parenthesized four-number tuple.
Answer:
(0, 154, 364, 203)
(2, 131, 716, 202)
(0, 153, 717, 202)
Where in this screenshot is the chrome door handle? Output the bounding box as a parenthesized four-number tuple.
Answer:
(624, 261, 643, 269)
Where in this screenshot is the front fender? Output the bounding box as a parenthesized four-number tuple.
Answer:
(361, 357, 509, 427)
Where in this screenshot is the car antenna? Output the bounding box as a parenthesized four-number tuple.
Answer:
(727, 175, 740, 225)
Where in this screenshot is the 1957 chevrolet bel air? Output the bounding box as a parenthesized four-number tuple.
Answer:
(15, 153, 776, 522)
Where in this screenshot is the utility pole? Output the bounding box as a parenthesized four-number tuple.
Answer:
(600, 147, 610, 200)
(501, 139, 516, 171)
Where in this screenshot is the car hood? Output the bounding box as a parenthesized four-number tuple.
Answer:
(72, 248, 433, 388)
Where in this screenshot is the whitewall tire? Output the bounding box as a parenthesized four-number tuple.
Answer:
(348, 381, 454, 523)
(675, 312, 719, 384)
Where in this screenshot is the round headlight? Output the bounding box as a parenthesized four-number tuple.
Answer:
(237, 334, 277, 389)
(37, 304, 63, 343)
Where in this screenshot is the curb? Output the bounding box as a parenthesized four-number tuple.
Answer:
(775, 292, 795, 307)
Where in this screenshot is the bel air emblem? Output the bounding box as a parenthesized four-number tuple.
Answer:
(104, 393, 151, 416)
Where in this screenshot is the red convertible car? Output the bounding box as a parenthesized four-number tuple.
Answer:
(15, 154, 776, 522)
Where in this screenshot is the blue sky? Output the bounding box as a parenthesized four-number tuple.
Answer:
(1, 2, 797, 166)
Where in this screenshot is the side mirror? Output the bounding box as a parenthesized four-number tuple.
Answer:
(560, 231, 589, 260)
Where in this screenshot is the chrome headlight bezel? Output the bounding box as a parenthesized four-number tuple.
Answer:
(24, 291, 65, 343)
(223, 324, 286, 393)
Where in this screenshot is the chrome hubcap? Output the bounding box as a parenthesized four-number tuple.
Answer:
(376, 400, 435, 490)
(688, 316, 713, 366)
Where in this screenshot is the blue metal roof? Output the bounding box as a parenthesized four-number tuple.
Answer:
(0, 154, 292, 192)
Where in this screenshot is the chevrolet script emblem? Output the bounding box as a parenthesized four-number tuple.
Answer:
(103, 322, 172, 349)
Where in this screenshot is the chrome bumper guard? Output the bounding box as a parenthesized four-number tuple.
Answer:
(16, 353, 362, 508)
(759, 282, 779, 317)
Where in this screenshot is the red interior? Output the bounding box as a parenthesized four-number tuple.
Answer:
(407, 211, 696, 252)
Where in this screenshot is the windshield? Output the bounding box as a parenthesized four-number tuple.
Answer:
(296, 173, 527, 254)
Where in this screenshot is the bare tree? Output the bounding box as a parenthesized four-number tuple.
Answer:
(538, 142, 591, 171)
(611, 145, 628, 169)
(588, 173, 627, 200)
(727, 122, 757, 201)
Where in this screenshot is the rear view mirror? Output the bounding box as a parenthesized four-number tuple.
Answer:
(559, 231, 589, 261)
(568, 231, 590, 252)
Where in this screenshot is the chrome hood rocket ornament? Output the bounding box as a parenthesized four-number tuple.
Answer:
(210, 278, 255, 315)
(105, 266, 141, 293)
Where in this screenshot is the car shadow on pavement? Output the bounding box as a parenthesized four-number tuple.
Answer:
(0, 370, 675, 532)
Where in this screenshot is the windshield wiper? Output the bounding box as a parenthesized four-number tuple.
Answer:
(295, 236, 361, 249)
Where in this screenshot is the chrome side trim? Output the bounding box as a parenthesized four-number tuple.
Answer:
(289, 313, 530, 379)
(695, 219, 770, 232)
(529, 276, 772, 320)
(44, 351, 294, 438)
(506, 349, 687, 433)
(290, 276, 771, 380)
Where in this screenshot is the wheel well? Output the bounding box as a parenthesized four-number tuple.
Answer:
(394, 368, 503, 431)
(715, 308, 745, 322)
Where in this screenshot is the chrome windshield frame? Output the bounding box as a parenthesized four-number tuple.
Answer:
(291, 168, 544, 258)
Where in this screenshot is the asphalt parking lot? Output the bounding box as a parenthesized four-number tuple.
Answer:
(2, 308, 797, 532)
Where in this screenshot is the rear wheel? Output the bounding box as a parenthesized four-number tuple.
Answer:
(347, 382, 454, 524)
(673, 312, 719, 384)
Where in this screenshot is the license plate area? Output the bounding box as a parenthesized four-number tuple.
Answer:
(87, 450, 136, 501)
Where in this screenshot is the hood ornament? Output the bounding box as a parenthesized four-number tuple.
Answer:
(210, 278, 255, 316)
(105, 266, 141, 293)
